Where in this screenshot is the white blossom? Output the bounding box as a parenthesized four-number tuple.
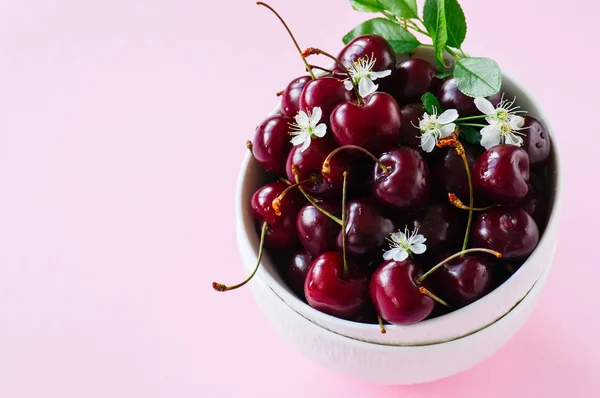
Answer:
(418, 108, 459, 152)
(383, 227, 427, 262)
(343, 54, 392, 98)
(474, 96, 526, 149)
(289, 107, 327, 152)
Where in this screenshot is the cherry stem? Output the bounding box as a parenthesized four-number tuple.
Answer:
(341, 171, 349, 276)
(436, 134, 473, 251)
(272, 176, 316, 216)
(456, 115, 487, 122)
(418, 286, 450, 308)
(291, 164, 343, 226)
(448, 193, 494, 211)
(377, 314, 387, 334)
(246, 140, 254, 157)
(322, 145, 388, 176)
(458, 123, 487, 128)
(417, 248, 503, 283)
(301, 47, 363, 105)
(212, 220, 268, 292)
(276, 90, 284, 97)
(307, 64, 333, 74)
(256, 2, 316, 80)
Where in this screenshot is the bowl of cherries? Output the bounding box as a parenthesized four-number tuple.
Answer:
(214, 1, 561, 385)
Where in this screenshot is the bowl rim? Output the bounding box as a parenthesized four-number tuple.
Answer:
(235, 60, 562, 343)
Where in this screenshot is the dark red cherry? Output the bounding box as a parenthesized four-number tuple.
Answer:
(520, 182, 549, 231)
(522, 116, 551, 165)
(299, 77, 352, 123)
(296, 202, 341, 258)
(439, 78, 502, 116)
(250, 182, 303, 248)
(409, 203, 462, 253)
(285, 138, 351, 197)
(337, 198, 395, 256)
(330, 92, 402, 153)
(304, 251, 369, 319)
(431, 255, 494, 307)
(398, 103, 424, 150)
(284, 251, 312, 299)
(252, 115, 293, 176)
(471, 207, 539, 260)
(370, 259, 434, 325)
(335, 34, 395, 72)
(281, 76, 311, 117)
(394, 58, 437, 104)
(472, 145, 530, 204)
(373, 147, 430, 209)
(435, 145, 483, 203)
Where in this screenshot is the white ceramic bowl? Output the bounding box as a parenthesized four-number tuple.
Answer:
(236, 50, 562, 384)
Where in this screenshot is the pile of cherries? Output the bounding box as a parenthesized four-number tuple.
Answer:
(214, 4, 553, 329)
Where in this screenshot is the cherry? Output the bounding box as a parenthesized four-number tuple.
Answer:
(299, 77, 352, 123)
(285, 137, 351, 197)
(252, 115, 293, 176)
(335, 34, 396, 72)
(370, 259, 434, 325)
(304, 251, 369, 319)
(337, 198, 395, 256)
(471, 207, 539, 260)
(398, 103, 424, 150)
(472, 145, 530, 204)
(522, 116, 551, 165)
(296, 202, 341, 258)
(409, 203, 462, 253)
(281, 76, 311, 117)
(250, 182, 303, 248)
(439, 78, 502, 116)
(430, 254, 494, 307)
(373, 147, 431, 209)
(520, 181, 549, 231)
(330, 92, 402, 153)
(284, 251, 312, 299)
(394, 58, 437, 104)
(435, 145, 483, 203)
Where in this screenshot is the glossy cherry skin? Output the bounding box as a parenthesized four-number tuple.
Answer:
(471, 207, 539, 260)
(285, 138, 351, 198)
(522, 116, 551, 165)
(520, 182, 549, 231)
(398, 103, 424, 150)
(439, 78, 502, 116)
(330, 92, 402, 153)
(472, 145, 530, 204)
(337, 198, 395, 256)
(250, 182, 304, 248)
(431, 255, 494, 307)
(435, 145, 482, 202)
(284, 251, 312, 299)
(409, 203, 462, 253)
(304, 251, 369, 319)
(296, 202, 341, 258)
(394, 58, 437, 104)
(252, 115, 293, 176)
(299, 77, 352, 123)
(370, 259, 434, 325)
(373, 147, 430, 209)
(281, 76, 311, 117)
(335, 34, 396, 72)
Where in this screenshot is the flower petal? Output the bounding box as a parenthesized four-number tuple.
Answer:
(410, 243, 427, 255)
(370, 69, 392, 80)
(509, 115, 525, 130)
(313, 123, 327, 138)
(299, 136, 311, 152)
(383, 247, 400, 261)
(295, 111, 309, 127)
(343, 79, 354, 92)
(310, 107, 323, 125)
(474, 97, 495, 115)
(506, 133, 524, 146)
(392, 249, 409, 262)
(437, 109, 459, 124)
(358, 77, 378, 98)
(480, 124, 501, 149)
(290, 134, 305, 146)
(390, 231, 403, 243)
(440, 123, 456, 137)
(421, 132, 436, 153)
(411, 234, 427, 244)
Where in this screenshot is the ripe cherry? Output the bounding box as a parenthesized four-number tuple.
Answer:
(296, 202, 341, 257)
(335, 34, 396, 72)
(284, 251, 312, 299)
(252, 115, 293, 176)
(394, 58, 437, 104)
(522, 116, 551, 165)
(281, 76, 311, 117)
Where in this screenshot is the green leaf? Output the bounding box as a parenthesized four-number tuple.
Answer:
(423, 0, 448, 71)
(343, 18, 420, 54)
(436, 72, 453, 79)
(421, 92, 442, 114)
(454, 57, 502, 97)
(349, 0, 419, 19)
(459, 125, 482, 145)
(444, 0, 467, 48)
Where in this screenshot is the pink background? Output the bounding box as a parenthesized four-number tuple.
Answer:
(0, 0, 597, 396)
